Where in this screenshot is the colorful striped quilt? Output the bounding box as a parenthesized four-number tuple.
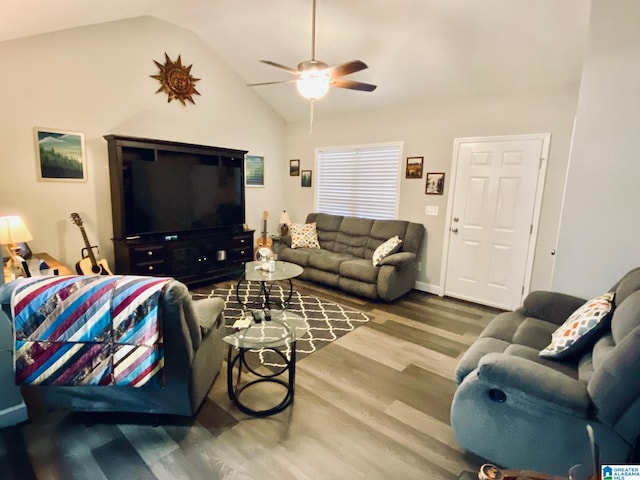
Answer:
(12, 275, 170, 387)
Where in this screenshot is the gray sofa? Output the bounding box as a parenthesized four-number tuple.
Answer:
(278, 213, 425, 301)
(1, 277, 225, 417)
(451, 267, 640, 475)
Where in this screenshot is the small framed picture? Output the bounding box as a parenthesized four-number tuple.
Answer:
(245, 155, 265, 187)
(34, 127, 87, 182)
(426, 172, 445, 195)
(405, 156, 423, 178)
(301, 170, 312, 187)
(289, 159, 300, 176)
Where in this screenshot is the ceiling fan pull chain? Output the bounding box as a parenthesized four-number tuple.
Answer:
(309, 99, 315, 134)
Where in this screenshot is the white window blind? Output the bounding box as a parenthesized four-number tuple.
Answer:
(316, 143, 401, 219)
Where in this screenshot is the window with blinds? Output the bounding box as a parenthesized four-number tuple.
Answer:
(316, 143, 402, 219)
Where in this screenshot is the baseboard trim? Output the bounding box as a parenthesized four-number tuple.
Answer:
(414, 281, 441, 295)
(0, 401, 28, 428)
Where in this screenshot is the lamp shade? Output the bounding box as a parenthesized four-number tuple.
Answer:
(279, 211, 292, 225)
(0, 216, 33, 245)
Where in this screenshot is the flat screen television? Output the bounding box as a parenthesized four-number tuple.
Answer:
(121, 150, 245, 239)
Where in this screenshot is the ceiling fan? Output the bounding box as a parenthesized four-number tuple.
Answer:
(247, 0, 377, 101)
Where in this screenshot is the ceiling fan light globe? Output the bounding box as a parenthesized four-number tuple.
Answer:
(296, 70, 330, 100)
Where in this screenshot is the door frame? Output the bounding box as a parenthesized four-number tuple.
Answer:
(439, 133, 551, 308)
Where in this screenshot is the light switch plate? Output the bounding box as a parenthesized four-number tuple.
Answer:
(425, 205, 439, 216)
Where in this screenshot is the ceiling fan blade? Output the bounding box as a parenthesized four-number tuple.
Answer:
(247, 80, 296, 87)
(260, 60, 300, 75)
(332, 78, 377, 92)
(328, 60, 368, 78)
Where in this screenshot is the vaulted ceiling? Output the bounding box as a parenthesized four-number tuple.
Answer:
(0, 0, 590, 122)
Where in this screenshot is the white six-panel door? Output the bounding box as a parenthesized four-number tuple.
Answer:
(443, 135, 549, 310)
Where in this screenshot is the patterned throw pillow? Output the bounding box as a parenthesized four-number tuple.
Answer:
(539, 292, 615, 359)
(372, 235, 403, 267)
(290, 222, 321, 249)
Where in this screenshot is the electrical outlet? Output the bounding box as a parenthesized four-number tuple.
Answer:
(417, 261, 422, 271)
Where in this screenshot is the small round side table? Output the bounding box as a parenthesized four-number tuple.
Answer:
(223, 311, 306, 416)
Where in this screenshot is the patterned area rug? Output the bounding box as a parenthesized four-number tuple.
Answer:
(196, 281, 371, 365)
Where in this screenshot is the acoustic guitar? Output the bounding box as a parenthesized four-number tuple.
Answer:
(254, 210, 274, 261)
(70, 212, 113, 275)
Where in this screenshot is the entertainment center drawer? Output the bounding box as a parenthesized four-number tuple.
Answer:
(233, 247, 252, 261)
(131, 246, 165, 264)
(233, 235, 251, 249)
(133, 260, 167, 275)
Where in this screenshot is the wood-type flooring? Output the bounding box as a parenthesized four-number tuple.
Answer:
(0, 279, 502, 479)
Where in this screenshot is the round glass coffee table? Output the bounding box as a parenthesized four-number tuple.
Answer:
(236, 260, 304, 309)
(223, 310, 307, 416)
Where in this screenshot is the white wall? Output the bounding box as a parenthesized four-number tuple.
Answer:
(552, 0, 640, 298)
(285, 85, 579, 292)
(0, 16, 287, 270)
(0, 14, 586, 296)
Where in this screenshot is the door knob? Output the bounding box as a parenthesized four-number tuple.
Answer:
(451, 227, 459, 233)
(453, 217, 459, 222)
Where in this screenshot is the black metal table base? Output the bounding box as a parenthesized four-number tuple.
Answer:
(226, 341, 297, 416)
(235, 278, 295, 310)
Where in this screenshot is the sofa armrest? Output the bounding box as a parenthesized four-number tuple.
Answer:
(521, 290, 587, 325)
(477, 352, 590, 417)
(377, 252, 418, 301)
(378, 251, 415, 268)
(193, 296, 225, 337)
(280, 234, 292, 248)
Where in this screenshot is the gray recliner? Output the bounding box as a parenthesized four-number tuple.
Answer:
(2, 277, 225, 417)
(451, 267, 640, 475)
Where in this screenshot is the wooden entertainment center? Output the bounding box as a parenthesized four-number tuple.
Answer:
(105, 135, 254, 285)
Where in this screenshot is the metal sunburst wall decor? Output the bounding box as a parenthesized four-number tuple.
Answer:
(151, 53, 201, 106)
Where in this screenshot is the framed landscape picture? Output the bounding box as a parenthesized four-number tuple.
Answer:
(405, 156, 423, 178)
(301, 170, 312, 187)
(245, 155, 265, 187)
(289, 159, 300, 176)
(34, 127, 86, 182)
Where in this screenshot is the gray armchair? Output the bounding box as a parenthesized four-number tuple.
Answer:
(451, 267, 640, 475)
